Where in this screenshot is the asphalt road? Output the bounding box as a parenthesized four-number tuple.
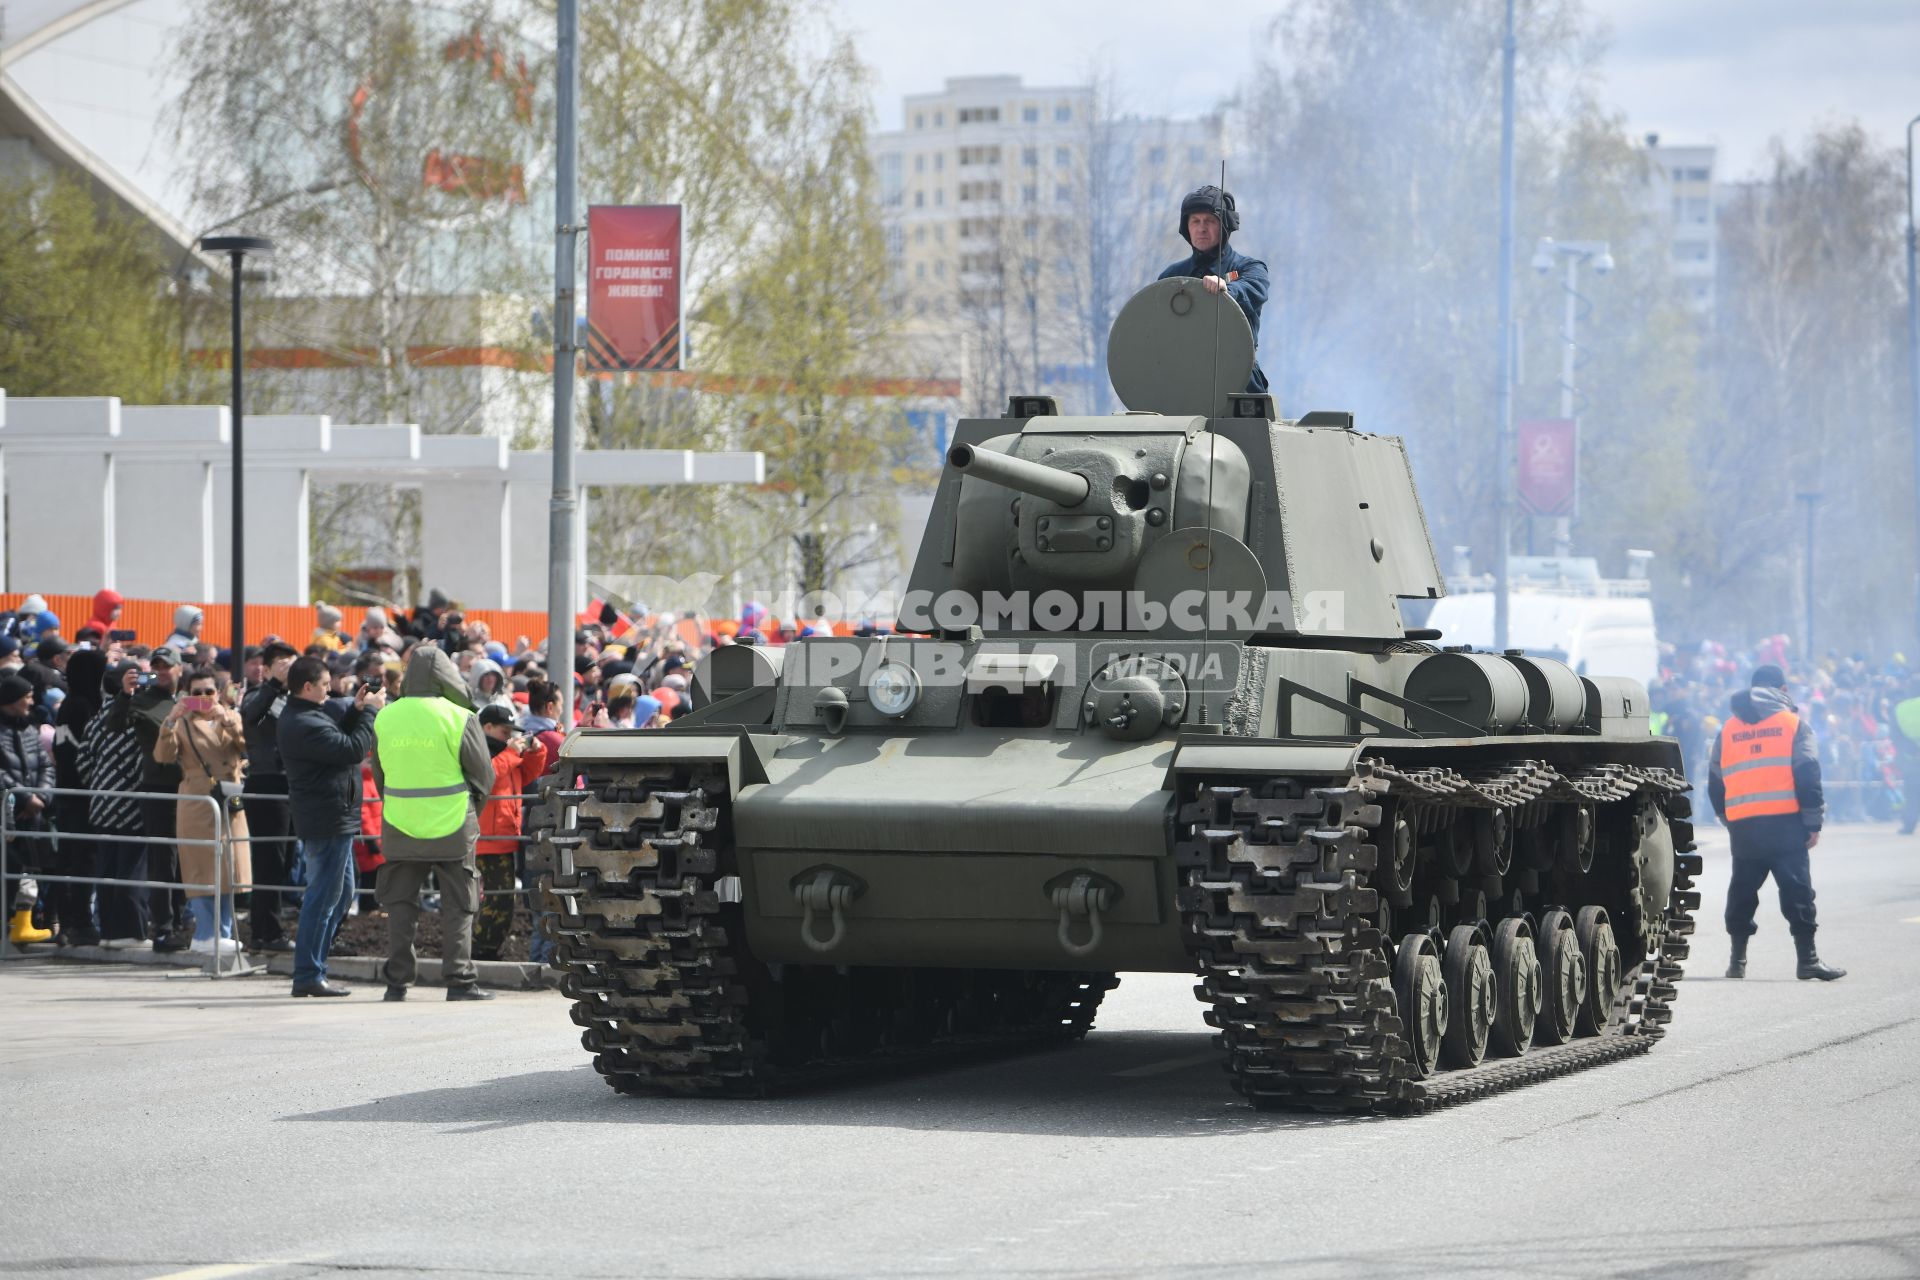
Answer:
(3, 824, 1918, 1280)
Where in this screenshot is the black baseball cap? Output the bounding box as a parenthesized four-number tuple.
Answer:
(1751, 664, 1788, 689)
(477, 703, 518, 728)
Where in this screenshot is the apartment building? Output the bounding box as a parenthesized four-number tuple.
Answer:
(1638, 135, 1718, 315)
(871, 75, 1222, 414)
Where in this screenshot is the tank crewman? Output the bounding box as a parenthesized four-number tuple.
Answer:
(1157, 184, 1271, 394)
(1891, 682, 1920, 834)
(1707, 664, 1845, 981)
(371, 645, 496, 1002)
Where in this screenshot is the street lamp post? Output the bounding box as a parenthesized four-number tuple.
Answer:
(1492, 0, 1517, 652)
(1905, 114, 1920, 649)
(1797, 491, 1821, 661)
(1531, 236, 1613, 558)
(198, 235, 273, 687)
(549, 0, 581, 729)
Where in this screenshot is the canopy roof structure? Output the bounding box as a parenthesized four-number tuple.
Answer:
(0, 1, 201, 261)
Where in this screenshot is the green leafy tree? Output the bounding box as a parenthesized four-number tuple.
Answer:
(0, 175, 194, 402)
(576, 0, 907, 603)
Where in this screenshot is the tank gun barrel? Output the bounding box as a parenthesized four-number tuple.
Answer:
(947, 443, 1090, 507)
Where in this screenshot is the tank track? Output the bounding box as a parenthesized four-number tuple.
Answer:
(526, 763, 1117, 1096)
(1176, 756, 1699, 1114)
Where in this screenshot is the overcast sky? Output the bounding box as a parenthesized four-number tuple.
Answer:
(833, 0, 1920, 180)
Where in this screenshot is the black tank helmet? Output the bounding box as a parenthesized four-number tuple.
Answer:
(1177, 184, 1239, 244)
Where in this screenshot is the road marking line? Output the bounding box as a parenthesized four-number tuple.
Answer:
(1113, 1050, 1219, 1077)
(148, 1256, 320, 1280)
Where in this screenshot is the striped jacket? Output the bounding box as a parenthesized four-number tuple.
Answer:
(75, 703, 143, 834)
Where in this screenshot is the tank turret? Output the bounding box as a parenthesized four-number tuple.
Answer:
(906, 275, 1444, 640)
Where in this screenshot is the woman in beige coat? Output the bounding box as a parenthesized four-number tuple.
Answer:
(154, 671, 252, 955)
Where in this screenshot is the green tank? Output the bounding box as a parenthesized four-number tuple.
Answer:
(528, 278, 1698, 1113)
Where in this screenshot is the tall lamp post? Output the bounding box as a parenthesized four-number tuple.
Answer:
(199, 235, 273, 688)
(1905, 114, 1919, 648)
(1492, 0, 1517, 651)
(549, 0, 581, 729)
(1796, 491, 1821, 661)
(1530, 235, 1613, 558)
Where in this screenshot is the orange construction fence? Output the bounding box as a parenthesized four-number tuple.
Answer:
(1, 593, 553, 651)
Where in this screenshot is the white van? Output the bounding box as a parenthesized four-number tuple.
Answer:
(1422, 591, 1659, 689)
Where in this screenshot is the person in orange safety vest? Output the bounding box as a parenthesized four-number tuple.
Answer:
(1706, 664, 1844, 981)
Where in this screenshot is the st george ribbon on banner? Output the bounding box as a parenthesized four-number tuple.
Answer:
(1516, 418, 1578, 518)
(586, 205, 682, 372)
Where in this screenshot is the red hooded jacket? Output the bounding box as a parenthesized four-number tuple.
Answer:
(90, 589, 123, 634)
(479, 738, 549, 856)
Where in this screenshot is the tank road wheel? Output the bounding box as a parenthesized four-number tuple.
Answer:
(1472, 809, 1513, 877)
(1391, 933, 1446, 1079)
(1436, 823, 1473, 880)
(1385, 811, 1416, 905)
(1557, 804, 1595, 874)
(1533, 909, 1586, 1046)
(1575, 906, 1622, 1037)
(1440, 925, 1495, 1070)
(1488, 917, 1542, 1057)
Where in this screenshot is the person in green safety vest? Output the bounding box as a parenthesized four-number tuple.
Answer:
(1892, 687, 1920, 834)
(371, 645, 496, 1001)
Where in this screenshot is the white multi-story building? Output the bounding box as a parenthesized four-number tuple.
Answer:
(1637, 135, 1718, 315)
(871, 75, 1223, 418)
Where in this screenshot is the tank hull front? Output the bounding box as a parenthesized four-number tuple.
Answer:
(733, 734, 1191, 970)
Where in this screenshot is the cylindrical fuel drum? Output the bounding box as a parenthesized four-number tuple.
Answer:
(1403, 651, 1529, 735)
(1502, 653, 1585, 731)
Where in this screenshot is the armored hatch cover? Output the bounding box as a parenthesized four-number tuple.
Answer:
(1106, 277, 1254, 419)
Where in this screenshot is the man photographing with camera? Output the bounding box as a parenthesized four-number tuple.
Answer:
(279, 655, 384, 997)
(110, 646, 187, 950)
(240, 641, 300, 952)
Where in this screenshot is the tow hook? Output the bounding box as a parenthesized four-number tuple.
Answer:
(1047, 871, 1120, 958)
(791, 866, 866, 954)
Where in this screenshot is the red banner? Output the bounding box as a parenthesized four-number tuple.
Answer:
(586, 205, 682, 371)
(1516, 418, 1578, 518)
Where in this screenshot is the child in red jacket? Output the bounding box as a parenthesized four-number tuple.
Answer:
(473, 703, 548, 960)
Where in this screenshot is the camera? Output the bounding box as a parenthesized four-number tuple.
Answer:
(135, 673, 155, 690)
(355, 680, 379, 697)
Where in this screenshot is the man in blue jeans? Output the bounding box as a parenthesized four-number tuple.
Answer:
(277, 655, 383, 996)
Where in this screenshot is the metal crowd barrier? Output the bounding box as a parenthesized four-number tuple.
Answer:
(0, 786, 252, 978)
(228, 788, 549, 896)
(0, 781, 560, 978)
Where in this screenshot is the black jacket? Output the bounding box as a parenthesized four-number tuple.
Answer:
(109, 685, 183, 789)
(21, 657, 67, 703)
(0, 711, 53, 801)
(241, 677, 290, 777)
(277, 697, 376, 840)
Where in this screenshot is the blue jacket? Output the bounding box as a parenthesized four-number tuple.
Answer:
(1158, 244, 1270, 350)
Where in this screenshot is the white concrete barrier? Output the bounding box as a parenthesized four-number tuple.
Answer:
(0, 391, 764, 610)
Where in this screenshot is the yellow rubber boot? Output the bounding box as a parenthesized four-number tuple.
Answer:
(8, 908, 52, 946)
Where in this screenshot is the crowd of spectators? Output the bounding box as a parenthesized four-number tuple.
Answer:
(24, 583, 1904, 959)
(0, 585, 714, 960)
(1652, 635, 1919, 827)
